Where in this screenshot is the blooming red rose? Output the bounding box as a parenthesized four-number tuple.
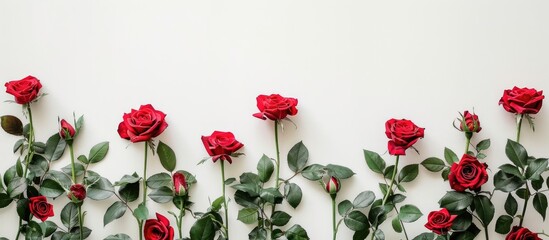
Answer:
(5, 75, 43, 104)
(67, 184, 86, 201)
(385, 119, 425, 156)
(201, 131, 244, 164)
(117, 104, 168, 143)
(424, 208, 456, 235)
(173, 172, 188, 196)
(59, 119, 76, 140)
(28, 196, 54, 222)
(144, 213, 174, 240)
(449, 154, 488, 192)
(459, 111, 481, 133)
(499, 87, 544, 114)
(253, 94, 298, 121)
(505, 226, 541, 240)
(324, 176, 341, 195)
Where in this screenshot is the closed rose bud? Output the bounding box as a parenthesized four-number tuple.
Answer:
(68, 184, 86, 202)
(459, 111, 481, 133)
(59, 119, 76, 140)
(173, 172, 188, 196)
(1, 115, 23, 136)
(325, 176, 341, 195)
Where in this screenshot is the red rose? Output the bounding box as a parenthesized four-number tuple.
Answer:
(201, 131, 244, 164)
(499, 87, 544, 114)
(424, 208, 456, 235)
(253, 94, 298, 121)
(324, 176, 341, 195)
(5, 75, 43, 104)
(173, 172, 188, 196)
(59, 119, 76, 140)
(67, 184, 86, 201)
(385, 119, 425, 156)
(449, 154, 488, 192)
(144, 213, 174, 240)
(117, 104, 168, 143)
(506, 226, 541, 240)
(28, 196, 54, 222)
(459, 111, 481, 133)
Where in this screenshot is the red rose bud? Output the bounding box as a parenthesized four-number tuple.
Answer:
(253, 94, 298, 121)
(5, 75, 43, 104)
(59, 119, 76, 140)
(144, 213, 174, 240)
(1, 115, 23, 136)
(28, 196, 54, 222)
(459, 111, 481, 133)
(385, 118, 425, 156)
(449, 154, 488, 192)
(505, 226, 541, 240)
(67, 184, 86, 202)
(201, 131, 244, 164)
(117, 104, 168, 143)
(173, 172, 188, 196)
(325, 176, 341, 195)
(424, 208, 456, 235)
(499, 86, 544, 114)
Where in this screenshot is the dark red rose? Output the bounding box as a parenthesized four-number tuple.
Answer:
(28, 196, 54, 222)
(459, 111, 481, 133)
(117, 104, 168, 143)
(424, 208, 456, 235)
(67, 184, 86, 201)
(499, 87, 544, 114)
(449, 154, 488, 192)
(324, 176, 341, 195)
(385, 119, 425, 156)
(59, 119, 76, 140)
(201, 131, 244, 164)
(506, 226, 541, 240)
(173, 172, 188, 196)
(5, 75, 43, 104)
(253, 94, 298, 121)
(144, 213, 174, 240)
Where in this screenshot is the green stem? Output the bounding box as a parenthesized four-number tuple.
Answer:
(270, 120, 281, 236)
(516, 114, 524, 143)
(370, 226, 378, 240)
(382, 155, 400, 205)
(78, 205, 84, 240)
(15, 218, 22, 240)
(178, 200, 184, 239)
(331, 194, 337, 240)
(142, 142, 149, 207)
(484, 224, 490, 240)
(17, 105, 35, 240)
(220, 160, 229, 240)
(465, 136, 471, 154)
(393, 204, 409, 240)
(69, 144, 76, 183)
(519, 184, 530, 227)
(138, 220, 144, 240)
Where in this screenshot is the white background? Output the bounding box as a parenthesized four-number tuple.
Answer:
(1, 1, 549, 239)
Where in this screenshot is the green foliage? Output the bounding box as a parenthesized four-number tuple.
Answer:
(157, 141, 176, 172)
(439, 191, 473, 211)
(104, 201, 126, 226)
(288, 141, 309, 172)
(398, 204, 422, 223)
(257, 155, 274, 183)
(364, 149, 386, 174)
(421, 157, 446, 172)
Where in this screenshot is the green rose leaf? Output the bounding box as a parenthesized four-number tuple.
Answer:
(444, 147, 459, 165)
(473, 195, 494, 225)
(190, 215, 216, 240)
(526, 158, 548, 180)
(7, 177, 27, 198)
(494, 171, 524, 192)
(157, 141, 176, 172)
(104, 233, 132, 240)
(398, 204, 422, 223)
(499, 164, 523, 179)
(439, 191, 473, 211)
(61, 163, 85, 178)
(353, 191, 375, 209)
(285, 224, 309, 240)
(421, 157, 446, 172)
(40, 179, 66, 198)
(0, 193, 12, 208)
(301, 164, 325, 181)
(398, 164, 419, 183)
(87, 176, 114, 200)
(257, 154, 274, 183)
(41, 221, 58, 237)
(326, 164, 355, 179)
(146, 172, 171, 189)
(451, 213, 472, 231)
(44, 133, 67, 162)
(88, 141, 109, 164)
(61, 202, 79, 230)
(344, 210, 369, 231)
(532, 177, 544, 191)
(495, 215, 513, 234)
(133, 203, 149, 221)
(288, 141, 309, 173)
(364, 149, 386, 174)
(505, 139, 527, 169)
(533, 192, 548, 220)
(271, 211, 292, 226)
(249, 227, 268, 240)
(392, 217, 402, 233)
(284, 182, 303, 208)
(476, 139, 491, 151)
(104, 201, 127, 226)
(338, 200, 353, 216)
(149, 186, 173, 203)
(260, 187, 283, 204)
(353, 228, 370, 240)
(504, 193, 518, 216)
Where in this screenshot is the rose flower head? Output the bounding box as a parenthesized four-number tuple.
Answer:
(385, 118, 425, 156)
(499, 86, 544, 114)
(505, 226, 541, 240)
(424, 208, 456, 235)
(59, 119, 76, 140)
(144, 213, 174, 240)
(324, 176, 341, 195)
(117, 104, 168, 143)
(253, 94, 298, 121)
(5, 75, 43, 104)
(201, 131, 244, 164)
(173, 171, 188, 196)
(67, 184, 86, 202)
(448, 154, 488, 192)
(29, 196, 54, 222)
(458, 110, 481, 133)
